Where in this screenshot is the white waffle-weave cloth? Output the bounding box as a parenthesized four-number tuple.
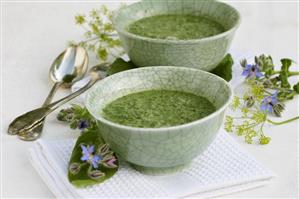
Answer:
(29, 129, 275, 198)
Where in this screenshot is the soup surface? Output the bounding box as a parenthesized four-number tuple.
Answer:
(128, 14, 225, 40)
(102, 90, 216, 128)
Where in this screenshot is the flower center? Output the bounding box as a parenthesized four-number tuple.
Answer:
(88, 155, 95, 163)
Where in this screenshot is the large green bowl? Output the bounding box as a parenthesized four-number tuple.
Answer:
(85, 66, 233, 174)
(113, 0, 240, 71)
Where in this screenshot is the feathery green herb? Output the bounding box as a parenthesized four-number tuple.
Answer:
(70, 5, 125, 61)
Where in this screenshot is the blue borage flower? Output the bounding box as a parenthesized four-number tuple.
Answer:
(260, 92, 278, 114)
(77, 120, 89, 131)
(242, 64, 263, 79)
(69, 143, 118, 179)
(80, 144, 117, 169)
(81, 145, 102, 168)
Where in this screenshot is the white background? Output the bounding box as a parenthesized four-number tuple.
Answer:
(1, 0, 298, 198)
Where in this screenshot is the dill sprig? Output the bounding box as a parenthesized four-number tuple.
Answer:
(69, 5, 125, 62)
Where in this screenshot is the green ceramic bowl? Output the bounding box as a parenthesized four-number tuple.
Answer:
(85, 66, 233, 174)
(113, 0, 240, 71)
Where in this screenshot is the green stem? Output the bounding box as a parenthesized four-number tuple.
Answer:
(232, 116, 252, 119)
(80, 162, 88, 167)
(259, 122, 265, 136)
(267, 116, 299, 125)
(289, 71, 299, 76)
(80, 37, 99, 44)
(243, 122, 259, 130)
(264, 90, 273, 95)
(272, 70, 299, 76)
(272, 71, 280, 75)
(267, 86, 288, 91)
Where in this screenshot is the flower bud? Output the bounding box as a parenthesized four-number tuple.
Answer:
(88, 170, 105, 180)
(262, 79, 272, 88)
(102, 155, 118, 168)
(97, 144, 110, 155)
(69, 163, 81, 175)
(273, 102, 285, 117)
(57, 108, 74, 122)
(240, 59, 247, 68)
(244, 96, 255, 108)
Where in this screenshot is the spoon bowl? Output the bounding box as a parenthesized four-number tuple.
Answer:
(49, 46, 89, 88)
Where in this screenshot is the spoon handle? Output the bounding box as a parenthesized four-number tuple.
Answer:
(48, 77, 99, 110)
(9, 76, 100, 136)
(43, 82, 62, 105)
(17, 82, 62, 141)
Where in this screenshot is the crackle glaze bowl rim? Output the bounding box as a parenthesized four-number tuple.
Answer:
(113, 0, 241, 44)
(85, 66, 233, 132)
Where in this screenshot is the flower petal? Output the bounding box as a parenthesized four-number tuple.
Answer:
(88, 145, 95, 153)
(81, 145, 88, 154)
(255, 71, 263, 78)
(81, 155, 88, 161)
(260, 104, 267, 112)
(93, 155, 102, 162)
(241, 69, 250, 76)
(268, 105, 273, 113)
(91, 160, 99, 168)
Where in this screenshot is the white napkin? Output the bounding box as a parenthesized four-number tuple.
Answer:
(29, 129, 275, 198)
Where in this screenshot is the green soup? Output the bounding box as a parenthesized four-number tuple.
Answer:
(128, 14, 225, 40)
(102, 90, 216, 128)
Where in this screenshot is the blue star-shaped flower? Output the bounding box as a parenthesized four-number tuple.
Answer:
(80, 145, 102, 168)
(242, 64, 263, 79)
(260, 92, 278, 113)
(77, 120, 89, 130)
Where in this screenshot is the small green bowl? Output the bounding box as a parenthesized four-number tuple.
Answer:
(113, 0, 240, 71)
(85, 66, 233, 174)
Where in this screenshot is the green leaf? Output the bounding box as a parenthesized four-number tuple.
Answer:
(293, 82, 299, 93)
(68, 130, 118, 188)
(210, 54, 234, 81)
(107, 58, 137, 76)
(70, 120, 78, 129)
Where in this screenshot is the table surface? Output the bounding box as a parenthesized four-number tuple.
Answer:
(2, 1, 298, 198)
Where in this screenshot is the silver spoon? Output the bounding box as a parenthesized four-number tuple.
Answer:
(7, 63, 106, 140)
(8, 46, 88, 140)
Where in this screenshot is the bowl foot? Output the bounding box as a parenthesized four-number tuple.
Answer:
(130, 162, 191, 175)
